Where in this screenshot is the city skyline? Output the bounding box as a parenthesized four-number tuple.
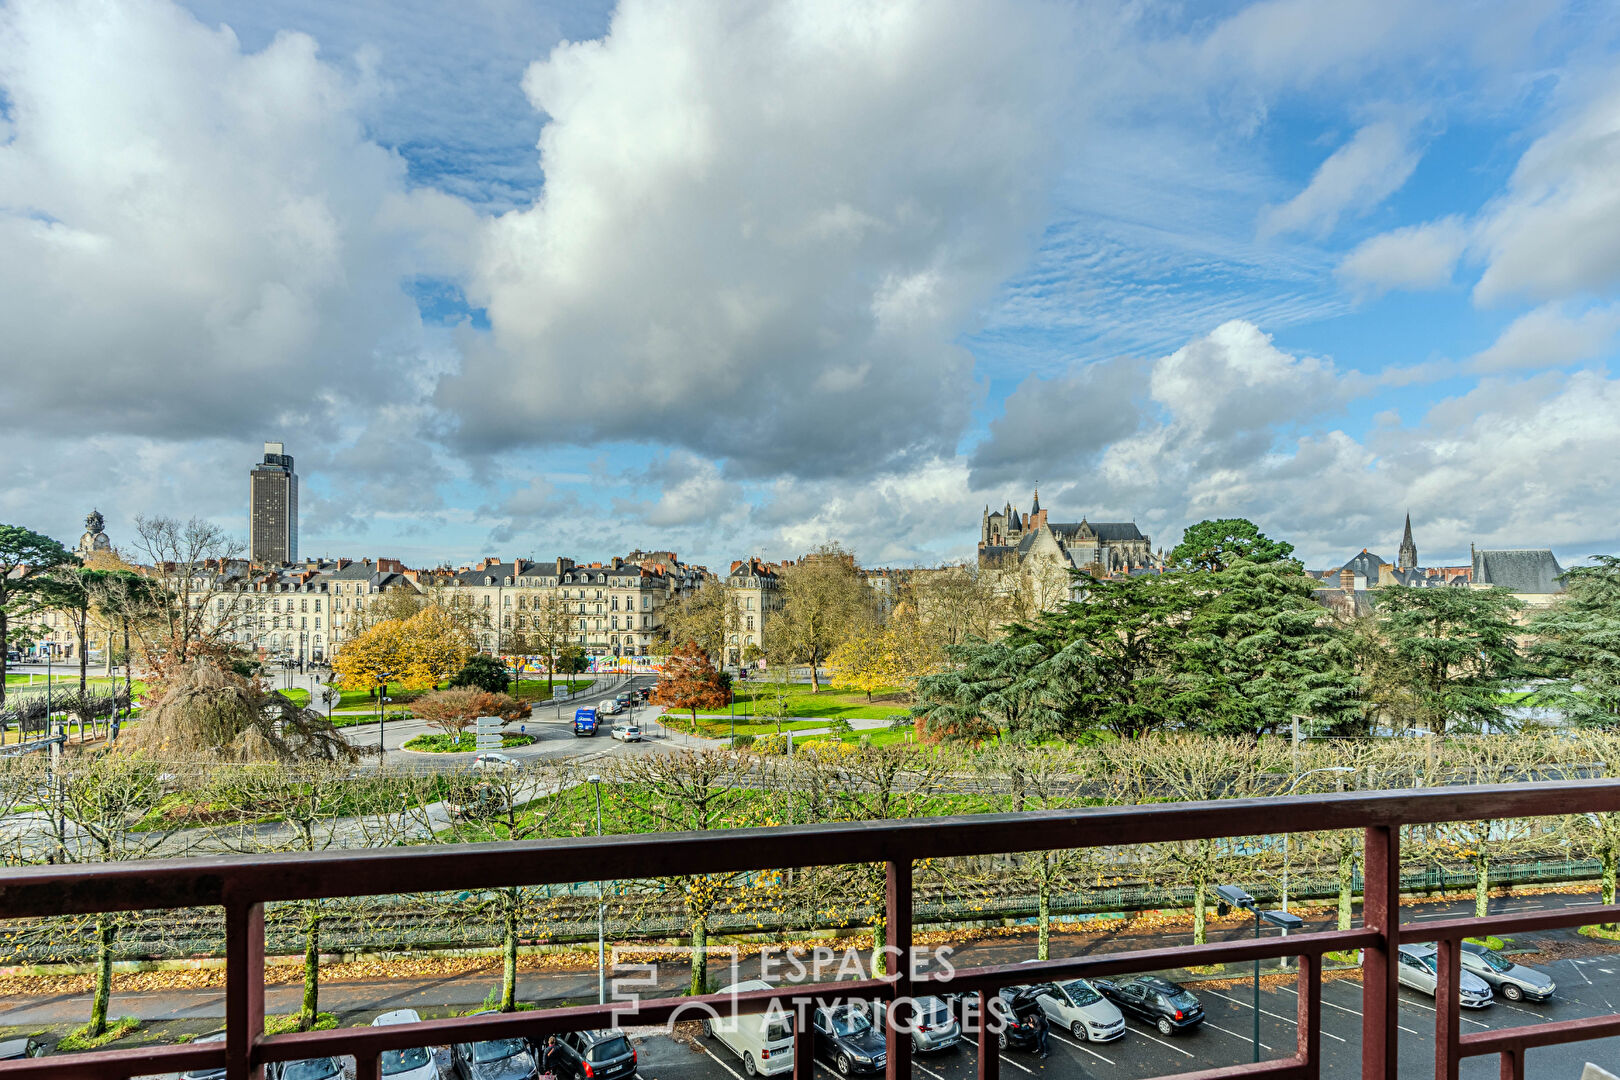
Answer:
(4, 1, 1620, 573)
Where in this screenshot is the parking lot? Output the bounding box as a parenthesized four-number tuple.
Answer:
(629, 950, 1620, 1079)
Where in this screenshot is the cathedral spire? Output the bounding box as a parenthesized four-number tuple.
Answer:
(1398, 511, 1418, 571)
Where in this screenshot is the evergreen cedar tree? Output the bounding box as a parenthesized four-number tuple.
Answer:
(1169, 518, 1296, 571)
(653, 640, 732, 727)
(449, 653, 510, 693)
(0, 524, 75, 707)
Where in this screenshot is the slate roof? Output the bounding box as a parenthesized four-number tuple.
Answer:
(1472, 549, 1565, 594)
(1049, 522, 1147, 542)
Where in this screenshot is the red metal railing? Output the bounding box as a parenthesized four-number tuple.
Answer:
(3, 781, 1620, 1080)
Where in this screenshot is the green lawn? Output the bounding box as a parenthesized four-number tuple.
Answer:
(514, 678, 596, 702)
(403, 732, 537, 753)
(5, 673, 146, 695)
(719, 681, 913, 721)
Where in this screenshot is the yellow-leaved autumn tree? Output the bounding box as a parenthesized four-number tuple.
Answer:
(332, 618, 406, 696)
(333, 607, 472, 694)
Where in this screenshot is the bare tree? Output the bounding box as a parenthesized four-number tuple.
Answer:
(129, 515, 251, 672)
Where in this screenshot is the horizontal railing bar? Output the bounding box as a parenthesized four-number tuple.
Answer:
(1459, 1013, 1620, 1055)
(0, 1042, 222, 1080)
(916, 929, 1379, 992)
(7, 782, 1620, 917)
(1140, 1059, 1307, 1080)
(1398, 905, 1620, 943)
(252, 978, 896, 1064)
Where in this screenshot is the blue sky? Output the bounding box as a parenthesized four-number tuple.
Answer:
(3, 0, 1620, 573)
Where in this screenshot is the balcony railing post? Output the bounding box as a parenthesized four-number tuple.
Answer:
(355, 1052, 380, 1080)
(224, 894, 265, 1080)
(1362, 824, 1400, 1080)
(976, 989, 999, 1080)
(885, 858, 912, 1080)
(1435, 937, 1461, 1080)
(1295, 950, 1321, 1079)
(1499, 1047, 1525, 1080)
(794, 1002, 815, 1080)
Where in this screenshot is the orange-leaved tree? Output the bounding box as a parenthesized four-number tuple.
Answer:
(652, 641, 731, 732)
(413, 689, 527, 739)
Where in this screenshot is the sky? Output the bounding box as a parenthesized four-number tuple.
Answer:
(3, 0, 1620, 573)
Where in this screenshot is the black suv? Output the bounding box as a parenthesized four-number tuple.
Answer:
(547, 1030, 636, 1080)
(812, 1004, 887, 1075)
(1095, 976, 1205, 1035)
(450, 1029, 539, 1080)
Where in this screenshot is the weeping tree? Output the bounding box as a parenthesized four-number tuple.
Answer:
(117, 660, 355, 762)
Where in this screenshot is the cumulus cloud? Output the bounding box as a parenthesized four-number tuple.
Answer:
(1473, 80, 1620, 305)
(438, 0, 1073, 480)
(1259, 119, 1423, 239)
(1468, 303, 1620, 373)
(968, 359, 1146, 489)
(1336, 216, 1468, 296)
(0, 0, 473, 442)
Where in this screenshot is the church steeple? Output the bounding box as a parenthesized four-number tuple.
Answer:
(1398, 512, 1418, 571)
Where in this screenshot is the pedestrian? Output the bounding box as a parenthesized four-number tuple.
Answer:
(1016, 995, 1049, 1058)
(540, 1036, 561, 1076)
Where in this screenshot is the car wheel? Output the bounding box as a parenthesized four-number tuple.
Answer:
(744, 1053, 758, 1076)
(1157, 1017, 1174, 1036)
(702, 1019, 713, 1038)
(1503, 984, 1523, 1001)
(996, 1031, 1008, 1050)
(836, 1053, 852, 1075)
(1070, 1021, 1087, 1041)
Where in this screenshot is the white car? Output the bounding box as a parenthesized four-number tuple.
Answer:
(371, 1010, 439, 1080)
(706, 980, 795, 1076)
(598, 698, 623, 716)
(472, 752, 521, 772)
(1035, 977, 1127, 1042)
(610, 724, 643, 742)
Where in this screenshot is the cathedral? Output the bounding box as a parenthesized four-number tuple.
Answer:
(978, 491, 1155, 573)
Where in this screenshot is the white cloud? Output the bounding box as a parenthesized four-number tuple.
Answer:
(1469, 303, 1620, 373)
(968, 358, 1147, 488)
(1474, 80, 1620, 305)
(1336, 216, 1468, 296)
(439, 0, 1074, 480)
(1259, 120, 1423, 239)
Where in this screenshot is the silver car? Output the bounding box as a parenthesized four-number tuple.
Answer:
(1036, 978, 1127, 1042)
(1397, 944, 1493, 1008)
(874, 997, 961, 1052)
(1461, 942, 1555, 1002)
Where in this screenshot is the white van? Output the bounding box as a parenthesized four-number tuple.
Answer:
(704, 980, 795, 1076)
(599, 698, 623, 716)
(369, 1010, 439, 1080)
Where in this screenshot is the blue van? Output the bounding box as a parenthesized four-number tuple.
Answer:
(573, 707, 598, 736)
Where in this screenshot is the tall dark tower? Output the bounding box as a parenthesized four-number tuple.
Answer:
(1398, 512, 1417, 572)
(250, 441, 299, 565)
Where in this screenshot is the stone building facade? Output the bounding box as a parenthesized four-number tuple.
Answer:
(977, 490, 1153, 574)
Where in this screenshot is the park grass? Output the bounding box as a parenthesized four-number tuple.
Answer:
(513, 677, 596, 702)
(56, 1017, 141, 1050)
(717, 681, 913, 721)
(263, 1012, 338, 1035)
(5, 674, 147, 695)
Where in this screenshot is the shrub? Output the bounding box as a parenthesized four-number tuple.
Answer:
(731, 734, 756, 749)
(450, 654, 511, 693)
(414, 689, 528, 738)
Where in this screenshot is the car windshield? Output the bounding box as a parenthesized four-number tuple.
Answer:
(281, 1060, 342, 1080)
(381, 1049, 431, 1075)
(1167, 991, 1199, 1010)
(1476, 949, 1513, 973)
(586, 1036, 632, 1063)
(471, 1040, 527, 1064)
(1060, 980, 1102, 1006)
(765, 1019, 794, 1043)
(918, 1002, 952, 1027)
(831, 1010, 872, 1037)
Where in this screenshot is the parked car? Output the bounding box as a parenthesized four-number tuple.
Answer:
(872, 996, 961, 1053)
(547, 1030, 637, 1080)
(1033, 977, 1127, 1042)
(371, 1009, 439, 1080)
(1460, 942, 1555, 1002)
(178, 1031, 226, 1080)
(705, 980, 795, 1076)
(811, 1004, 887, 1075)
(1094, 976, 1205, 1035)
(0, 1037, 47, 1061)
(445, 782, 512, 819)
(610, 724, 643, 742)
(472, 752, 521, 772)
(1398, 944, 1494, 1007)
(449, 1016, 539, 1080)
(271, 1059, 345, 1080)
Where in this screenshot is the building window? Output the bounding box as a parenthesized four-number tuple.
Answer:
(747, 616, 754, 631)
(301, 617, 307, 629)
(314, 599, 321, 612)
(301, 599, 308, 612)
(314, 618, 321, 630)
(611, 616, 619, 630)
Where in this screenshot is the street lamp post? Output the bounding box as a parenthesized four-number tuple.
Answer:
(377, 672, 393, 765)
(590, 774, 606, 1005)
(1215, 884, 1303, 1063)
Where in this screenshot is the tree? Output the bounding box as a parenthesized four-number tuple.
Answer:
(36, 567, 111, 716)
(0, 524, 74, 708)
(118, 660, 355, 762)
(912, 638, 1052, 742)
(1371, 585, 1524, 734)
(829, 624, 894, 702)
(772, 544, 875, 692)
(413, 689, 528, 739)
(524, 594, 578, 692)
(332, 618, 407, 697)
(911, 563, 1013, 647)
(1556, 731, 1620, 929)
(129, 515, 252, 676)
(658, 579, 735, 663)
(449, 653, 510, 693)
(652, 642, 731, 731)
(397, 606, 472, 690)
(1170, 518, 1296, 571)
(1529, 555, 1620, 728)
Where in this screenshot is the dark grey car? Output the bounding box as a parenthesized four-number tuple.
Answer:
(1461, 942, 1555, 1002)
(450, 1036, 539, 1080)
